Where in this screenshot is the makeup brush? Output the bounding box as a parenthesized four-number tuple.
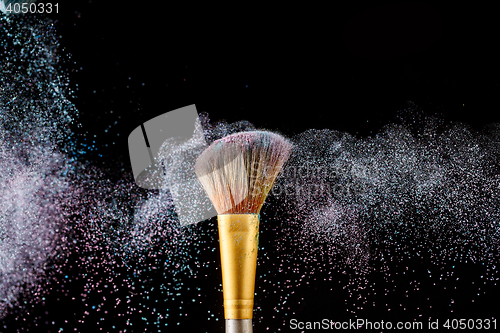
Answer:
(194, 130, 292, 333)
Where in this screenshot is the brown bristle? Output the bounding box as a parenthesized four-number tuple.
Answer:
(194, 131, 293, 214)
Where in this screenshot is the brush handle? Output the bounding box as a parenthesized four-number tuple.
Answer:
(218, 214, 259, 332)
(226, 319, 253, 333)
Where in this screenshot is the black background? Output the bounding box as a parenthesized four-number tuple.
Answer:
(2, 1, 500, 332)
(53, 1, 500, 177)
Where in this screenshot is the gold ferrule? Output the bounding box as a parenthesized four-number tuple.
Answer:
(217, 213, 259, 320)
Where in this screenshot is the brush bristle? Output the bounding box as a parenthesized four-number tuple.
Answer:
(194, 130, 293, 215)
